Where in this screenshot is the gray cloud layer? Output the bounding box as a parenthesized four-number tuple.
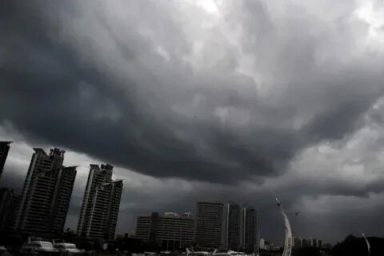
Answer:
(1, 0, 384, 243)
(2, 0, 384, 184)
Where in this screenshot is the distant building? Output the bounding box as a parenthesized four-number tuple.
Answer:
(0, 188, 19, 231)
(322, 243, 332, 249)
(226, 203, 242, 250)
(15, 148, 77, 235)
(223, 204, 258, 252)
(301, 238, 309, 248)
(195, 201, 225, 248)
(293, 237, 302, 249)
(136, 212, 194, 249)
(0, 141, 11, 182)
(242, 207, 258, 252)
(260, 239, 273, 251)
(312, 238, 317, 248)
(301, 238, 321, 248)
(317, 239, 322, 248)
(259, 238, 265, 250)
(297, 237, 322, 248)
(195, 202, 258, 251)
(77, 164, 123, 240)
(136, 214, 153, 242)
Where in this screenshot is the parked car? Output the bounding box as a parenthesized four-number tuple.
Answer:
(0, 246, 13, 256)
(20, 241, 58, 255)
(54, 243, 84, 255)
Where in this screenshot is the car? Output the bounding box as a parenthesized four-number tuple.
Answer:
(20, 241, 58, 255)
(54, 243, 84, 255)
(0, 246, 13, 256)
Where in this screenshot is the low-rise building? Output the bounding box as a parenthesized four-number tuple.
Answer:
(136, 212, 194, 249)
(293, 237, 302, 249)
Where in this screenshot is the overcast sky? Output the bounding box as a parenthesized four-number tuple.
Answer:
(1, 0, 384, 244)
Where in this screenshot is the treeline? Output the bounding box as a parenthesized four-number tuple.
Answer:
(290, 235, 384, 256)
(330, 235, 384, 256)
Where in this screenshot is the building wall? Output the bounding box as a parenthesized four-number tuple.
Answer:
(195, 202, 225, 249)
(243, 208, 257, 253)
(0, 188, 19, 231)
(105, 180, 123, 239)
(227, 203, 241, 251)
(49, 166, 77, 233)
(157, 214, 194, 248)
(14, 148, 76, 236)
(221, 204, 258, 252)
(296, 237, 322, 248)
(293, 237, 302, 249)
(77, 164, 112, 238)
(0, 142, 11, 182)
(136, 202, 257, 252)
(77, 164, 123, 240)
(136, 216, 152, 241)
(135, 212, 194, 249)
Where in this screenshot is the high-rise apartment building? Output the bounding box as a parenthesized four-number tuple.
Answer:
(224, 204, 258, 252)
(77, 164, 123, 240)
(0, 188, 19, 231)
(195, 201, 225, 249)
(242, 207, 258, 252)
(15, 148, 77, 235)
(136, 212, 194, 249)
(226, 203, 242, 251)
(0, 141, 11, 182)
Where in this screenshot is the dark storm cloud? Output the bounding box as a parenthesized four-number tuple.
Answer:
(1, 0, 384, 188)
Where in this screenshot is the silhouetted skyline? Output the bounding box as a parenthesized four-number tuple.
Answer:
(1, 0, 384, 245)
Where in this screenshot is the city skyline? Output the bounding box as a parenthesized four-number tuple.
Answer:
(0, 140, 378, 245)
(2, 0, 384, 246)
(135, 203, 258, 252)
(0, 144, 125, 239)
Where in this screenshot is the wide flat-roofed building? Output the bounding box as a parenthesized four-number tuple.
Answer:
(195, 201, 225, 249)
(136, 212, 194, 249)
